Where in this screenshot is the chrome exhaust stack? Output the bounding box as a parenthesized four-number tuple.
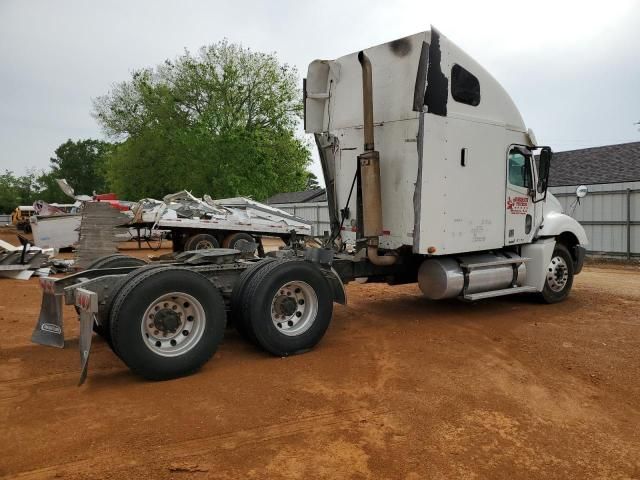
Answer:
(357, 51, 396, 266)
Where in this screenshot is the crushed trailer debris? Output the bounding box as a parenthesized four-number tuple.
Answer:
(0, 237, 56, 280)
(74, 202, 131, 269)
(129, 191, 312, 252)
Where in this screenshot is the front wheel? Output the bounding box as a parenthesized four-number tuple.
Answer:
(109, 268, 226, 380)
(539, 244, 575, 304)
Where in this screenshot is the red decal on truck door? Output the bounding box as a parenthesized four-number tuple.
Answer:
(506, 196, 529, 215)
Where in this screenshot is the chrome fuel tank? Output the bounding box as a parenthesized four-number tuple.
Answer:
(418, 253, 526, 300)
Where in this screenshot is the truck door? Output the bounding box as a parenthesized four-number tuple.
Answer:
(504, 146, 535, 245)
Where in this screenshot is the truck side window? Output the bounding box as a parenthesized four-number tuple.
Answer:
(508, 150, 532, 189)
(451, 64, 480, 106)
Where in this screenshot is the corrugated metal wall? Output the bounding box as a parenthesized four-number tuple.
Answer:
(269, 202, 332, 237)
(549, 182, 640, 258)
(274, 182, 640, 259)
(0, 214, 12, 224)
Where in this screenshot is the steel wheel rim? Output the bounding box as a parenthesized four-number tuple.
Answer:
(271, 281, 318, 337)
(194, 240, 214, 250)
(232, 239, 250, 251)
(546, 255, 569, 292)
(141, 292, 206, 357)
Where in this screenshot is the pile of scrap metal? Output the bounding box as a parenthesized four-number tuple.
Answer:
(131, 191, 228, 223)
(129, 190, 312, 251)
(0, 237, 73, 280)
(29, 180, 149, 252)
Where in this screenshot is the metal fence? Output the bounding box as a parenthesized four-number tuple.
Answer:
(0, 214, 11, 224)
(549, 182, 639, 259)
(274, 182, 640, 260)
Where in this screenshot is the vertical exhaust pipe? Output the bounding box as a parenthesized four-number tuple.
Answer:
(357, 51, 397, 266)
(359, 52, 375, 152)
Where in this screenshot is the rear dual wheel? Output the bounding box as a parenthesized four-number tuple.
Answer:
(230, 258, 276, 343)
(85, 253, 147, 271)
(109, 268, 226, 380)
(83, 254, 147, 341)
(233, 259, 333, 356)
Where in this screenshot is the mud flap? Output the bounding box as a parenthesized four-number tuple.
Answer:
(31, 277, 65, 348)
(76, 288, 98, 386)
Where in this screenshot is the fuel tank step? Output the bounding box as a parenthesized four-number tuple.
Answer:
(459, 257, 530, 269)
(462, 285, 538, 301)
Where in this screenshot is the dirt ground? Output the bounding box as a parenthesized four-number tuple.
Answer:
(1, 229, 639, 479)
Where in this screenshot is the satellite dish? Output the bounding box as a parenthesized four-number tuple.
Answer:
(576, 185, 588, 198)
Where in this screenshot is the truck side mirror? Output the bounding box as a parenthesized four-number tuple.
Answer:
(537, 147, 552, 194)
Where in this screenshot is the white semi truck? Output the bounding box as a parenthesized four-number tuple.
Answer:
(32, 28, 587, 383)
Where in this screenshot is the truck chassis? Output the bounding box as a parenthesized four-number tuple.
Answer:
(32, 250, 349, 383)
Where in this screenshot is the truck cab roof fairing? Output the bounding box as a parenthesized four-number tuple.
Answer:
(304, 28, 527, 134)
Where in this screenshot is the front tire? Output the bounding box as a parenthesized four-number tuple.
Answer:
(241, 259, 333, 356)
(539, 244, 574, 304)
(109, 268, 226, 380)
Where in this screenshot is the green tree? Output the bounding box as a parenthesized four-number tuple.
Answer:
(0, 170, 41, 213)
(39, 139, 112, 201)
(93, 40, 311, 200)
(305, 172, 321, 190)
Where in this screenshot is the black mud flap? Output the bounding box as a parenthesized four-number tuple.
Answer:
(31, 277, 64, 348)
(326, 267, 347, 305)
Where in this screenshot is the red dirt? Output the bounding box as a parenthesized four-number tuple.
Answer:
(1, 228, 639, 479)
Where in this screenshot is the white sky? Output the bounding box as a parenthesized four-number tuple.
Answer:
(1, 0, 639, 185)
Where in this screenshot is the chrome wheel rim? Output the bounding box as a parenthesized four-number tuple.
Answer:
(546, 255, 569, 292)
(271, 281, 318, 337)
(141, 292, 206, 357)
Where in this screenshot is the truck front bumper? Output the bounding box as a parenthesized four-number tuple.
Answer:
(574, 245, 586, 274)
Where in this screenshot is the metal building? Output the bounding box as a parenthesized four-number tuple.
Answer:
(548, 142, 640, 259)
(266, 189, 331, 236)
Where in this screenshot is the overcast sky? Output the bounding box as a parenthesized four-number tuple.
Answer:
(1, 0, 639, 184)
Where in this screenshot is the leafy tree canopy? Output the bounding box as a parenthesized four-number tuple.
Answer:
(0, 170, 41, 214)
(0, 138, 112, 213)
(305, 172, 321, 190)
(39, 139, 112, 201)
(93, 40, 311, 200)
